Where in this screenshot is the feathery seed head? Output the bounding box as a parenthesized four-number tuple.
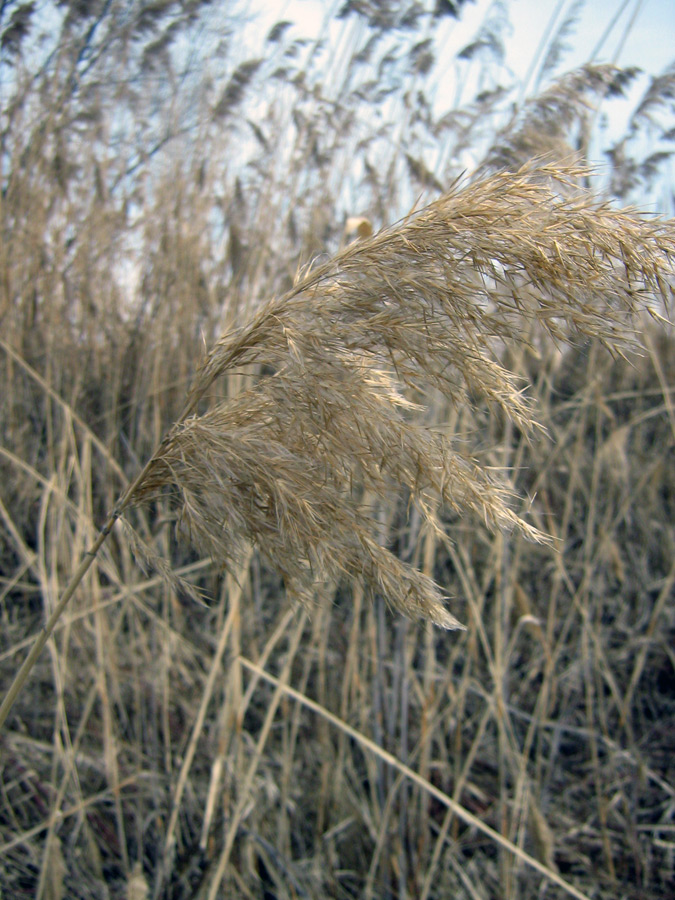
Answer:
(128, 162, 674, 627)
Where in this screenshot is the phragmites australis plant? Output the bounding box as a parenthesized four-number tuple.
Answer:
(3, 1, 675, 895)
(2, 160, 672, 731)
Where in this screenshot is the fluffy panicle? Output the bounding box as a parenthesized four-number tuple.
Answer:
(129, 163, 674, 627)
(481, 64, 642, 171)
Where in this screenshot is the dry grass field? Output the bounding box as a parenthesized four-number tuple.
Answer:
(1, 2, 674, 898)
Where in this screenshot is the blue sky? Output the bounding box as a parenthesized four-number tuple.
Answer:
(507, 0, 674, 74)
(256, 0, 674, 79)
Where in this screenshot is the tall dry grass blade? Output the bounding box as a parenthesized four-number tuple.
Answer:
(238, 656, 594, 900)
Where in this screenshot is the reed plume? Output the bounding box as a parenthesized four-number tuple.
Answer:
(127, 161, 673, 628)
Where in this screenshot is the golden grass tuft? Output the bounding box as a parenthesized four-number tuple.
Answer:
(128, 162, 673, 628)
